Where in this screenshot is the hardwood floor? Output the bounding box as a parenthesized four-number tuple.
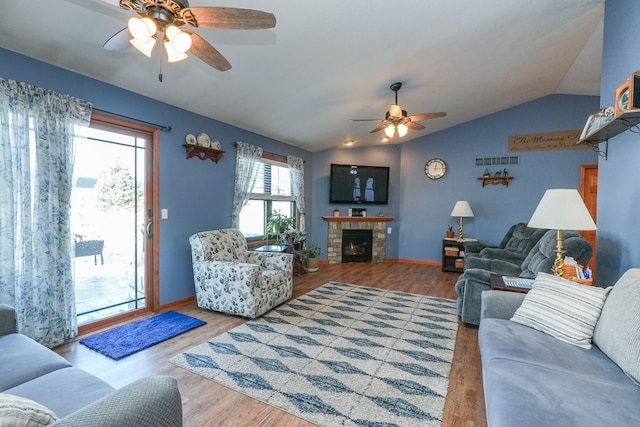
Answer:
(55, 263, 486, 426)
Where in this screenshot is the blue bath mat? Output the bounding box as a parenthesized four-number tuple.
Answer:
(80, 311, 206, 360)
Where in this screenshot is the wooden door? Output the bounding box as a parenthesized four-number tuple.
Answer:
(580, 164, 598, 277)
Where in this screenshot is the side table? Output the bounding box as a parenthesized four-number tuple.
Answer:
(252, 244, 307, 275)
(442, 237, 478, 273)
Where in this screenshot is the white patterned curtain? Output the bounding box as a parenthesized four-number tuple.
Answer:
(231, 141, 263, 228)
(287, 155, 306, 232)
(0, 78, 92, 348)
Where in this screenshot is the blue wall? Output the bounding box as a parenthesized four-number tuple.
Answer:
(311, 145, 402, 259)
(398, 95, 599, 262)
(596, 0, 640, 285)
(2, 42, 610, 304)
(0, 48, 313, 305)
(308, 95, 599, 263)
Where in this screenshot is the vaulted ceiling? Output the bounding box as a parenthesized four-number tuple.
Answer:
(0, 0, 604, 151)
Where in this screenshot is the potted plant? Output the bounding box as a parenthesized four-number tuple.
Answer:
(293, 231, 306, 250)
(264, 211, 295, 244)
(306, 243, 321, 272)
(446, 225, 455, 238)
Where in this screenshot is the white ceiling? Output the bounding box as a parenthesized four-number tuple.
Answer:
(0, 0, 604, 152)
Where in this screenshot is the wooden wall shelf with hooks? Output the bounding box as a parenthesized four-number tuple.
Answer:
(478, 176, 514, 187)
(183, 144, 225, 163)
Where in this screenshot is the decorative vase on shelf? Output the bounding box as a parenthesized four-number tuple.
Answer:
(446, 231, 455, 238)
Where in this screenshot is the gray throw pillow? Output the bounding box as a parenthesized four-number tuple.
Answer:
(511, 272, 611, 349)
(0, 394, 58, 427)
(593, 268, 640, 384)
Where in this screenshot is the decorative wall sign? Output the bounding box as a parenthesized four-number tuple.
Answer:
(507, 129, 590, 152)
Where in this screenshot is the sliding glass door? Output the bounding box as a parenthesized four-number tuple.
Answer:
(72, 114, 157, 326)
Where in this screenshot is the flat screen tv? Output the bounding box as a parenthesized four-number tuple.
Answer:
(329, 163, 390, 205)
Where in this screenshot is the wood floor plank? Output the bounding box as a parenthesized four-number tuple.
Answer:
(54, 262, 486, 426)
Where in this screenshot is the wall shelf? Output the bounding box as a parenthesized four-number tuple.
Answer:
(183, 144, 225, 163)
(478, 176, 514, 187)
(578, 110, 640, 145)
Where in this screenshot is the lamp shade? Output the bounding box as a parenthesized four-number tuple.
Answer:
(528, 189, 596, 230)
(450, 201, 474, 217)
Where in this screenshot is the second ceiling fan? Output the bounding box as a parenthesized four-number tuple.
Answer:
(353, 82, 446, 138)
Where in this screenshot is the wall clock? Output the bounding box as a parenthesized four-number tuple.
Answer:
(425, 158, 447, 180)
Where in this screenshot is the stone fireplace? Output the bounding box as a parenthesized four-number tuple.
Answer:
(323, 216, 394, 264)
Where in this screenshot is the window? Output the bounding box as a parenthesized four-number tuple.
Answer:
(239, 157, 296, 241)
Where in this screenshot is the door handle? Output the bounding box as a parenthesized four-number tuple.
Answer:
(146, 222, 153, 238)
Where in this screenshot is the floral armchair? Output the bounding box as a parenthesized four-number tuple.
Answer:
(189, 228, 293, 318)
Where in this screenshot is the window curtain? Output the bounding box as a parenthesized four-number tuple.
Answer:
(231, 141, 263, 228)
(0, 78, 92, 348)
(287, 155, 306, 232)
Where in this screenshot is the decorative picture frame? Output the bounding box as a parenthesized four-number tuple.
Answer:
(580, 113, 613, 139)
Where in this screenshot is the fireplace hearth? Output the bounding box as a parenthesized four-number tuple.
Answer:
(341, 229, 372, 263)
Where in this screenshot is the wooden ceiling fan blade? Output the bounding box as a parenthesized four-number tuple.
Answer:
(406, 122, 425, 130)
(103, 27, 131, 51)
(185, 30, 232, 71)
(186, 7, 276, 29)
(370, 123, 389, 133)
(408, 112, 447, 121)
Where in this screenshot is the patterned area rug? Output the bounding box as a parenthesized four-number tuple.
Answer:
(170, 282, 458, 426)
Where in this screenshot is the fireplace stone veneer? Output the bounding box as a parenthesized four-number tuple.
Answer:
(322, 216, 394, 264)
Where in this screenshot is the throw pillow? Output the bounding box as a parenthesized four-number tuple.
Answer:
(510, 272, 611, 349)
(593, 268, 640, 384)
(0, 394, 58, 427)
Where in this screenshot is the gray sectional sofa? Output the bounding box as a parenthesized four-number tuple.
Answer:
(456, 229, 593, 325)
(0, 304, 183, 426)
(463, 222, 547, 265)
(478, 269, 640, 427)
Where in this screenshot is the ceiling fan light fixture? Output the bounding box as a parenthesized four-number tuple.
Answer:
(128, 17, 157, 43)
(173, 31, 192, 53)
(384, 124, 396, 138)
(165, 25, 192, 53)
(164, 40, 188, 62)
(397, 123, 409, 137)
(130, 37, 156, 57)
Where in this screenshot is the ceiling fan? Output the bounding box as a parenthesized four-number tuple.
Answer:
(353, 82, 446, 138)
(103, 0, 276, 72)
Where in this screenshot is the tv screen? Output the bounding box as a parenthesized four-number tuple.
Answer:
(329, 164, 390, 205)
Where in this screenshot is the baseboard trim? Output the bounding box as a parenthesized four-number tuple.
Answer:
(320, 258, 441, 267)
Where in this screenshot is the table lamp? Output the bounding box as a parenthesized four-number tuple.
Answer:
(450, 201, 474, 240)
(528, 189, 596, 276)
